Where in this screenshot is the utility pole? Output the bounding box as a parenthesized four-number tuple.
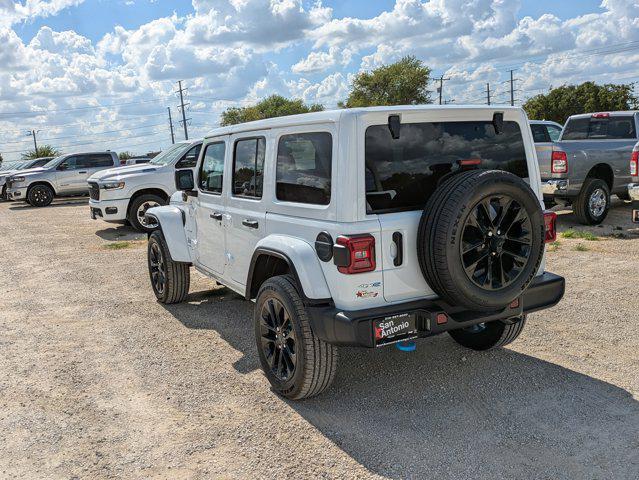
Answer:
(437, 75, 450, 105)
(486, 83, 491, 106)
(167, 107, 175, 145)
(28, 130, 38, 152)
(509, 69, 516, 106)
(176, 80, 190, 140)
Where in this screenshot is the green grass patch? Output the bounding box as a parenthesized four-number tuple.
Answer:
(103, 241, 132, 250)
(561, 229, 599, 241)
(548, 241, 561, 252)
(574, 243, 589, 252)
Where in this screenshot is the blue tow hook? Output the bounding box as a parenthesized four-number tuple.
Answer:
(395, 340, 416, 352)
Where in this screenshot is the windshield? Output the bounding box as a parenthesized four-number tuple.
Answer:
(149, 143, 189, 166)
(0, 161, 26, 172)
(42, 155, 66, 169)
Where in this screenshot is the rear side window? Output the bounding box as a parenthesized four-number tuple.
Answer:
(81, 154, 113, 168)
(276, 132, 332, 205)
(531, 124, 550, 143)
(365, 121, 528, 214)
(233, 137, 265, 199)
(199, 142, 226, 194)
(563, 116, 637, 140)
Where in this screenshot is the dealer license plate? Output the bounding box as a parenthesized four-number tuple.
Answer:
(374, 313, 418, 346)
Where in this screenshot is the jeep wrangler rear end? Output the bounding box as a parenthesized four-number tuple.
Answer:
(145, 106, 565, 400)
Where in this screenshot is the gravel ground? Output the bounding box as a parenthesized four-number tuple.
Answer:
(0, 198, 638, 479)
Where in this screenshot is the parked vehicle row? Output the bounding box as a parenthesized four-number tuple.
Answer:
(0, 157, 53, 199)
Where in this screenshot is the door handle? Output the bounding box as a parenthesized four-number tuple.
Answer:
(392, 231, 403, 266)
(78, 171, 87, 174)
(210, 212, 223, 221)
(242, 219, 259, 229)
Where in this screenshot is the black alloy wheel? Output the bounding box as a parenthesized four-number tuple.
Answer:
(461, 194, 533, 291)
(258, 297, 297, 382)
(149, 241, 166, 296)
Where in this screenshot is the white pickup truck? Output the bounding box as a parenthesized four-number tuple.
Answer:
(88, 140, 202, 231)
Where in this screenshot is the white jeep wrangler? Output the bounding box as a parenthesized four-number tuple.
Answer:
(145, 106, 565, 399)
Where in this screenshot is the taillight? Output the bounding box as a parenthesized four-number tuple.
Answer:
(551, 150, 568, 174)
(631, 151, 638, 177)
(335, 235, 376, 274)
(592, 112, 610, 119)
(543, 211, 557, 243)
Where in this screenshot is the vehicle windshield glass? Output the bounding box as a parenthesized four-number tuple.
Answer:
(365, 120, 529, 214)
(149, 143, 188, 166)
(0, 161, 25, 171)
(42, 155, 66, 169)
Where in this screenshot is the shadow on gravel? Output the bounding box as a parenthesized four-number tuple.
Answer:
(95, 224, 146, 242)
(164, 292, 639, 479)
(7, 198, 88, 210)
(554, 199, 639, 238)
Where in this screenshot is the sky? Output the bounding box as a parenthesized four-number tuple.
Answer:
(0, 0, 638, 161)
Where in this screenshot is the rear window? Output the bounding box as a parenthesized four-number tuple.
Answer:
(563, 116, 637, 140)
(365, 121, 528, 214)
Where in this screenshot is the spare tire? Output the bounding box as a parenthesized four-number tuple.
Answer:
(417, 170, 544, 311)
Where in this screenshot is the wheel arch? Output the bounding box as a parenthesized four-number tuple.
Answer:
(127, 187, 171, 216)
(144, 205, 191, 262)
(246, 235, 332, 304)
(585, 163, 614, 191)
(27, 180, 56, 195)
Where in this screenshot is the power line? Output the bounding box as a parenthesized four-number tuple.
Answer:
(0, 97, 170, 117)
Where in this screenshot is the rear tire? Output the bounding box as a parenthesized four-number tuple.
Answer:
(255, 275, 337, 400)
(129, 194, 166, 232)
(27, 184, 54, 207)
(449, 316, 527, 350)
(574, 178, 610, 225)
(148, 230, 190, 304)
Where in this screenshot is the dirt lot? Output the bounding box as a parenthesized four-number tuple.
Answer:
(0, 198, 638, 479)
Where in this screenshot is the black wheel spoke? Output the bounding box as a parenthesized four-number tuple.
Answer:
(464, 252, 489, 276)
(259, 297, 297, 382)
(462, 240, 484, 255)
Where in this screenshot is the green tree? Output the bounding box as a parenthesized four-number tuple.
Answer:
(220, 95, 324, 126)
(523, 81, 638, 125)
(119, 151, 133, 161)
(340, 56, 432, 108)
(21, 145, 60, 160)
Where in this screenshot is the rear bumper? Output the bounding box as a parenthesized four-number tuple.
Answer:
(89, 198, 129, 222)
(307, 272, 565, 348)
(541, 179, 569, 197)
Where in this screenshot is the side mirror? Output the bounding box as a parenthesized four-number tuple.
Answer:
(175, 169, 197, 196)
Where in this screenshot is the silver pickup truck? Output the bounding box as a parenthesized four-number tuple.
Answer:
(541, 111, 637, 225)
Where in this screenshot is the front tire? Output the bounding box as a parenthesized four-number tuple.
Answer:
(27, 184, 54, 207)
(449, 316, 527, 350)
(129, 194, 165, 232)
(574, 178, 610, 225)
(147, 230, 190, 304)
(255, 275, 337, 400)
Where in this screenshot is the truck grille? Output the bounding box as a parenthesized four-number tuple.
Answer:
(88, 182, 100, 201)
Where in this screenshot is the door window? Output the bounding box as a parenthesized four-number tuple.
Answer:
(547, 125, 562, 141)
(80, 154, 114, 168)
(276, 132, 332, 205)
(176, 144, 202, 168)
(531, 124, 550, 143)
(233, 137, 265, 199)
(58, 156, 79, 170)
(198, 142, 226, 194)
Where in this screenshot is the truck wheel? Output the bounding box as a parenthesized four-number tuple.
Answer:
(417, 170, 545, 312)
(449, 316, 527, 350)
(27, 184, 54, 207)
(1, 185, 6, 200)
(147, 230, 190, 304)
(129, 194, 165, 232)
(255, 275, 337, 400)
(574, 178, 610, 225)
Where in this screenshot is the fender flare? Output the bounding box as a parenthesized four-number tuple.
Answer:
(145, 205, 191, 262)
(247, 235, 332, 303)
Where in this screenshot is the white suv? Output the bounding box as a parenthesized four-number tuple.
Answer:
(88, 140, 202, 232)
(144, 106, 565, 399)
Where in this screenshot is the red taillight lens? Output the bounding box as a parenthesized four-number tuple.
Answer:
(551, 150, 568, 174)
(592, 112, 610, 119)
(543, 211, 557, 243)
(631, 151, 638, 177)
(335, 235, 376, 274)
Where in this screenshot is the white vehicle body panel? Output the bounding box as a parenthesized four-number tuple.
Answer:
(151, 106, 545, 311)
